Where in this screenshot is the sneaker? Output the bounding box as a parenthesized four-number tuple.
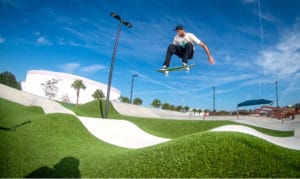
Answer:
(182, 63, 189, 71)
(162, 65, 167, 69)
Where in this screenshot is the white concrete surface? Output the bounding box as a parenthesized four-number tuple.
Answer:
(211, 125, 300, 150)
(111, 101, 192, 119)
(77, 116, 170, 149)
(0, 84, 169, 149)
(0, 84, 75, 115)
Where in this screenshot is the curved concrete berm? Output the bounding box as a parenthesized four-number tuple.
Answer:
(211, 125, 300, 150)
(0, 84, 75, 115)
(0, 84, 170, 149)
(77, 116, 170, 149)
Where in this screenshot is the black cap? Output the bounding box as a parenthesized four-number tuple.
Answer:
(173, 25, 184, 31)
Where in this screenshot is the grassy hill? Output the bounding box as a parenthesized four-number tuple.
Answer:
(1, 98, 300, 177)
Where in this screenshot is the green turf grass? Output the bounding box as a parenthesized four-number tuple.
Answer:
(62, 100, 294, 138)
(2, 98, 299, 178)
(0, 98, 128, 177)
(94, 132, 300, 178)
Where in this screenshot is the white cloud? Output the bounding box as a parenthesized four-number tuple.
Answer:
(36, 36, 51, 46)
(81, 64, 105, 73)
(256, 27, 300, 79)
(60, 63, 105, 74)
(60, 63, 80, 73)
(0, 36, 5, 44)
(58, 38, 81, 47)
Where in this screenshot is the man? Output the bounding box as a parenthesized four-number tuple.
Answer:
(162, 25, 215, 69)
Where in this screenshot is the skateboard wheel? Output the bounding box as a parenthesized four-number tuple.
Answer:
(165, 71, 169, 76)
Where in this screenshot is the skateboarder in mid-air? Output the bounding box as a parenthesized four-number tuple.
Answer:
(162, 25, 215, 69)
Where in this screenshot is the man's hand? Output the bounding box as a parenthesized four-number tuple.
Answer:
(208, 55, 215, 64)
(198, 42, 215, 65)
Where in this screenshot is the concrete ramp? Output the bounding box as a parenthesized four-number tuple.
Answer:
(77, 116, 170, 149)
(211, 125, 300, 150)
(0, 84, 170, 149)
(111, 101, 191, 119)
(0, 84, 75, 115)
(2, 84, 300, 150)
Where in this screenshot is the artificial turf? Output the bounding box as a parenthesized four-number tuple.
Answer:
(1, 98, 300, 178)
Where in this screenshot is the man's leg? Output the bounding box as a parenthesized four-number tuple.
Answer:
(182, 42, 194, 64)
(163, 44, 183, 67)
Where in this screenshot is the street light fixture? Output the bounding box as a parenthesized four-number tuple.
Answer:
(105, 12, 132, 118)
(130, 74, 138, 104)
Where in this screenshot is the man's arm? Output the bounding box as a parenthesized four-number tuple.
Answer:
(198, 41, 215, 64)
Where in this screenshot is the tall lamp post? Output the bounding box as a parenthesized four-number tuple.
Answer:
(130, 74, 138, 104)
(212, 86, 215, 112)
(275, 81, 279, 119)
(105, 12, 132, 118)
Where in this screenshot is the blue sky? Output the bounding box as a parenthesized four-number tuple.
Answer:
(0, 0, 300, 111)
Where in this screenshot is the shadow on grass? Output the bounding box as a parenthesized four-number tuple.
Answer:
(0, 121, 31, 131)
(25, 157, 81, 178)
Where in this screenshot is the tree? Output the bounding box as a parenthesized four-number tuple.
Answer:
(184, 106, 190, 112)
(120, 96, 130, 103)
(151, 99, 161, 108)
(62, 94, 70, 104)
(169, 105, 176, 111)
(71, 80, 86, 106)
(92, 89, 105, 100)
(133, 98, 143, 105)
(197, 109, 203, 115)
(41, 78, 59, 100)
(176, 105, 183, 112)
(0, 71, 21, 90)
(162, 103, 170, 110)
(192, 108, 197, 116)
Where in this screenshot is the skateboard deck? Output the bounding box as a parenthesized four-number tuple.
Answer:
(157, 63, 195, 76)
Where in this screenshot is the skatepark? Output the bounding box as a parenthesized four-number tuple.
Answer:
(1, 84, 300, 150)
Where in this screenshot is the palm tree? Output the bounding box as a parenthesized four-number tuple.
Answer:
(133, 98, 143, 105)
(151, 99, 161, 108)
(92, 89, 105, 100)
(184, 106, 190, 112)
(192, 108, 197, 116)
(162, 103, 170, 110)
(119, 96, 130, 103)
(71, 80, 86, 106)
(197, 109, 203, 116)
(176, 105, 183, 112)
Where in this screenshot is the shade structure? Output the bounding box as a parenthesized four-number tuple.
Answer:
(237, 99, 274, 108)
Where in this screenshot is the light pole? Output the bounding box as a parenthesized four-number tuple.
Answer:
(105, 12, 132, 118)
(212, 86, 215, 112)
(130, 74, 138, 104)
(275, 81, 279, 119)
(275, 81, 278, 108)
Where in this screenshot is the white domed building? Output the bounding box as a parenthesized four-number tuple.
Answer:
(21, 70, 121, 104)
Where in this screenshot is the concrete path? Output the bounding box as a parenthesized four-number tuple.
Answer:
(211, 125, 300, 150)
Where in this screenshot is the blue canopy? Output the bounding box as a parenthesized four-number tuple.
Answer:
(237, 99, 273, 108)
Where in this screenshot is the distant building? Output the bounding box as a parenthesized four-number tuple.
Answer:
(21, 70, 121, 104)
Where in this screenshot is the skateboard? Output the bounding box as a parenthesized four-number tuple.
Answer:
(157, 63, 195, 76)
